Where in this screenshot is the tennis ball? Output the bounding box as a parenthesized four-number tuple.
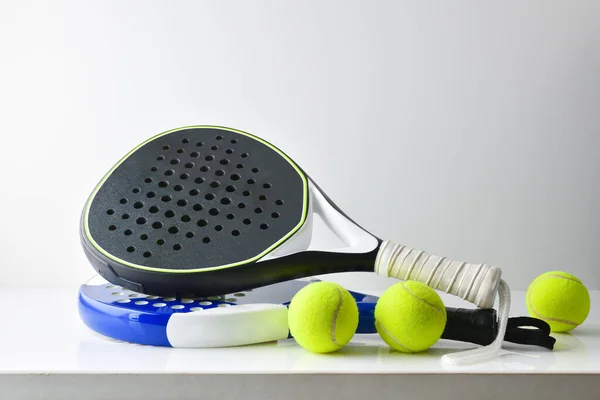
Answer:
(375, 281, 447, 353)
(288, 281, 359, 353)
(526, 271, 590, 332)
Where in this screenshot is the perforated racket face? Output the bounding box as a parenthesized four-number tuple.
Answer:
(82, 278, 315, 313)
(84, 126, 308, 272)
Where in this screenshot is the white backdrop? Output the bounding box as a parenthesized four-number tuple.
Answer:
(1, 1, 599, 290)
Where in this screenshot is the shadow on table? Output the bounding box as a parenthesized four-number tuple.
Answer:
(565, 325, 600, 338)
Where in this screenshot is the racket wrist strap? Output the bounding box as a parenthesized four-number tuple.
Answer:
(441, 279, 511, 365)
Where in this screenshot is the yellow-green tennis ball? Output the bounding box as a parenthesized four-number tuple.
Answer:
(375, 281, 447, 353)
(526, 271, 590, 332)
(288, 281, 359, 353)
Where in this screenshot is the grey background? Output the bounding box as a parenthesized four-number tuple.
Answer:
(0, 1, 598, 290)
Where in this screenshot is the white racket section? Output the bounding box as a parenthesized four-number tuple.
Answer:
(260, 178, 379, 260)
(166, 304, 289, 348)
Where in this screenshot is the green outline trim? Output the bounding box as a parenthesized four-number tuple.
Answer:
(83, 125, 309, 273)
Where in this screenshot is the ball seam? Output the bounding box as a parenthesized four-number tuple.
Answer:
(375, 321, 413, 352)
(402, 282, 444, 314)
(331, 287, 343, 346)
(534, 274, 581, 285)
(527, 279, 579, 326)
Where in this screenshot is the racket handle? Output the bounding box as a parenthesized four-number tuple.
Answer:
(356, 301, 555, 349)
(356, 302, 497, 344)
(374, 240, 502, 308)
(357, 301, 497, 345)
(442, 308, 555, 349)
(443, 307, 496, 345)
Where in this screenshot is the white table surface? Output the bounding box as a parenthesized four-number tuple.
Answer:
(0, 284, 598, 399)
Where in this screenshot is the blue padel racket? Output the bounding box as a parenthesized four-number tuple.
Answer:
(81, 126, 512, 363)
(79, 276, 376, 348)
(79, 276, 555, 350)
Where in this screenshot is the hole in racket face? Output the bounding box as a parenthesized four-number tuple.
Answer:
(86, 283, 262, 315)
(86, 127, 307, 271)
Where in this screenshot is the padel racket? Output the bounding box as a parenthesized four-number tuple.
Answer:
(79, 276, 555, 349)
(80, 125, 511, 364)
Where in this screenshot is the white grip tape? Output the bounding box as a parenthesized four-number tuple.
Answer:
(374, 240, 501, 308)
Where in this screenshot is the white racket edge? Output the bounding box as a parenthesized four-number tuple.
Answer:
(166, 304, 289, 348)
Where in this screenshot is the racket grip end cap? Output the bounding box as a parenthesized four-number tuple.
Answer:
(474, 266, 502, 309)
(374, 240, 501, 309)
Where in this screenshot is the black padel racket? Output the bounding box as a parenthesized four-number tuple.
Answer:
(81, 125, 512, 365)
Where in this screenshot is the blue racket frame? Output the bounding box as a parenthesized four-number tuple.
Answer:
(79, 278, 378, 347)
